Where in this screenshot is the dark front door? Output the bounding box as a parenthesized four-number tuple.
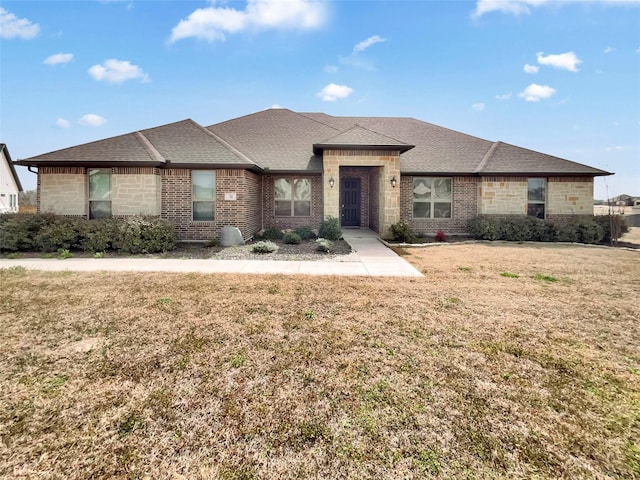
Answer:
(341, 177, 361, 227)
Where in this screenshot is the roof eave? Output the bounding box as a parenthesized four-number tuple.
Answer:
(1, 145, 24, 191)
(14, 160, 165, 168)
(478, 171, 613, 177)
(166, 162, 264, 172)
(313, 143, 415, 154)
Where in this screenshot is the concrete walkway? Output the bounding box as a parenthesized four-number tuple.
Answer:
(0, 229, 423, 277)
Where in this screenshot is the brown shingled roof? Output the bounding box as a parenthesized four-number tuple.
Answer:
(16, 119, 258, 170)
(476, 141, 610, 176)
(313, 125, 414, 154)
(16, 109, 611, 178)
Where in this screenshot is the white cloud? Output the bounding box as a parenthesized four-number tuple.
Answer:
(518, 83, 556, 102)
(473, 0, 640, 18)
(324, 64, 338, 73)
(604, 46, 616, 53)
(473, 0, 548, 18)
(43, 53, 74, 65)
(352, 35, 386, 55)
(268, 104, 284, 109)
(496, 92, 513, 100)
(56, 118, 70, 128)
(316, 83, 353, 102)
(536, 51, 582, 72)
(88, 59, 150, 84)
(79, 114, 107, 127)
(523, 63, 539, 74)
(605, 145, 632, 152)
(0, 7, 40, 39)
(472, 102, 486, 111)
(170, 0, 326, 43)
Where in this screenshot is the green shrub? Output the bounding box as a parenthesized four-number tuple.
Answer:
(252, 240, 278, 254)
(467, 217, 499, 241)
(316, 238, 332, 252)
(294, 225, 316, 240)
(0, 213, 57, 251)
(0, 214, 177, 254)
(34, 217, 82, 252)
(262, 226, 284, 241)
(112, 216, 177, 254)
(283, 232, 302, 244)
(318, 217, 342, 241)
(595, 215, 629, 244)
(389, 221, 415, 243)
(78, 219, 116, 252)
(467, 215, 618, 245)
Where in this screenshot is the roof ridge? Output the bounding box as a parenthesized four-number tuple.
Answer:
(340, 123, 411, 145)
(134, 131, 166, 163)
(295, 111, 343, 133)
(193, 120, 261, 168)
(475, 141, 500, 173)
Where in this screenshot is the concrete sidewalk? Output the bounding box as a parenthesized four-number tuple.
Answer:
(0, 229, 423, 277)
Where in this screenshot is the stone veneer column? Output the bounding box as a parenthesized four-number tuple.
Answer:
(322, 149, 400, 235)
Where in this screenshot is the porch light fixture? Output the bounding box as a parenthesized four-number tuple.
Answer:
(390, 176, 397, 188)
(329, 177, 335, 188)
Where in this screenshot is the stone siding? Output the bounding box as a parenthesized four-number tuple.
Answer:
(401, 176, 478, 235)
(478, 177, 528, 215)
(263, 174, 323, 231)
(38, 167, 86, 216)
(112, 168, 161, 216)
(368, 167, 382, 233)
(547, 177, 593, 215)
(323, 150, 400, 235)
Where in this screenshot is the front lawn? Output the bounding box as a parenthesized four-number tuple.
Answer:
(1, 244, 638, 479)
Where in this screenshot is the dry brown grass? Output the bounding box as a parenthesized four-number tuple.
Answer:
(1, 244, 639, 479)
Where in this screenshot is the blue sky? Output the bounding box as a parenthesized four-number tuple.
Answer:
(1, 0, 638, 199)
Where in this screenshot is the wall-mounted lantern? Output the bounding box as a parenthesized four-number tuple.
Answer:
(390, 176, 397, 188)
(329, 177, 335, 188)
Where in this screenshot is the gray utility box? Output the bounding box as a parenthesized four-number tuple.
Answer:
(220, 226, 245, 247)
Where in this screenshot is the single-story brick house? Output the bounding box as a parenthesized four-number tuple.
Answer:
(15, 108, 610, 240)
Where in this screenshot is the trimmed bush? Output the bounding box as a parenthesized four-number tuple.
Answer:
(316, 238, 332, 253)
(389, 221, 415, 243)
(262, 226, 284, 241)
(112, 216, 177, 254)
(0, 213, 57, 251)
(283, 232, 302, 244)
(34, 217, 82, 252)
(466, 215, 627, 245)
(0, 214, 177, 254)
(252, 240, 278, 254)
(78, 218, 116, 252)
(318, 217, 341, 241)
(294, 225, 316, 240)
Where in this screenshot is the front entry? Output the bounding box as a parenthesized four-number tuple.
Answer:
(341, 177, 361, 227)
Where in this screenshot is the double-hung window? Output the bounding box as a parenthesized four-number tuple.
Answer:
(413, 177, 452, 218)
(527, 178, 545, 219)
(88, 169, 112, 219)
(192, 171, 215, 221)
(275, 178, 311, 216)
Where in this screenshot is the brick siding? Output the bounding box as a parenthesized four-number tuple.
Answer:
(161, 168, 262, 241)
(401, 176, 478, 235)
(263, 174, 323, 231)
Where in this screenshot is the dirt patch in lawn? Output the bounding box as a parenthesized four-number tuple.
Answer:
(1, 244, 638, 479)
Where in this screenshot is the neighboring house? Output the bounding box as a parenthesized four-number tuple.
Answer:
(1, 144, 23, 213)
(14, 109, 610, 240)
